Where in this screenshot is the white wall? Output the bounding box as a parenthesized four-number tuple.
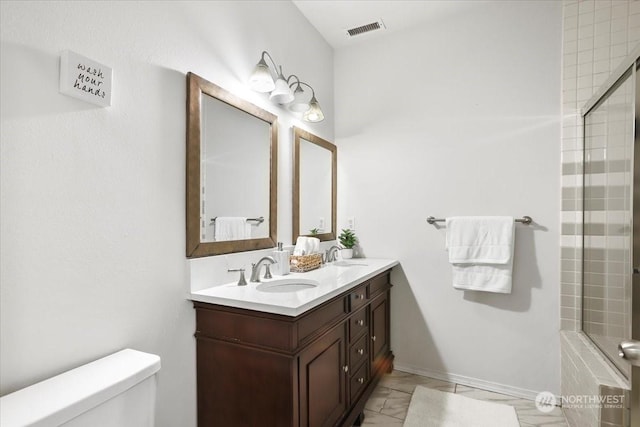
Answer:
(0, 1, 333, 425)
(335, 1, 562, 397)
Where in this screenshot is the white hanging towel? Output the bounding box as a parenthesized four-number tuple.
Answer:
(214, 217, 251, 241)
(445, 216, 515, 294)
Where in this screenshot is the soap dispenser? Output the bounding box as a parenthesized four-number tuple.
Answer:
(273, 242, 290, 276)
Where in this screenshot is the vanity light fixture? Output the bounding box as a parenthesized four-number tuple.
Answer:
(248, 51, 325, 123)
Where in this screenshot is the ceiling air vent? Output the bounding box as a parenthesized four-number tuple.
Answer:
(346, 20, 386, 37)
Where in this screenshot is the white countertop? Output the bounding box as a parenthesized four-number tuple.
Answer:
(190, 258, 398, 316)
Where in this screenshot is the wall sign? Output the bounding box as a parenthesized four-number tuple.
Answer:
(59, 50, 112, 107)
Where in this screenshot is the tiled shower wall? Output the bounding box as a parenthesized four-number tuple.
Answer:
(561, 0, 639, 332)
(561, 1, 639, 426)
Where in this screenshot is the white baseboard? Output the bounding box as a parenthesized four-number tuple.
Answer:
(393, 363, 561, 402)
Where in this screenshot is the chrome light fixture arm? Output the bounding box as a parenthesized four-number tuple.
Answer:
(288, 77, 316, 98)
(249, 51, 324, 122)
(259, 51, 280, 79)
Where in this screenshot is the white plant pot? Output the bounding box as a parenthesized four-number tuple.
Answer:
(342, 249, 353, 259)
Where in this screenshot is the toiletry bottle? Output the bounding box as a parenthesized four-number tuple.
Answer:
(273, 242, 290, 276)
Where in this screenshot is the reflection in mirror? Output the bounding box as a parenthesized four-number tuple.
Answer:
(201, 95, 270, 242)
(293, 127, 336, 243)
(186, 72, 277, 257)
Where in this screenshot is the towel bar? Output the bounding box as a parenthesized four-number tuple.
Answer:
(426, 216, 532, 225)
(211, 216, 265, 224)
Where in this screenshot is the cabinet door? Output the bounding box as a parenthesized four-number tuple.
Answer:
(299, 324, 348, 427)
(370, 292, 390, 374)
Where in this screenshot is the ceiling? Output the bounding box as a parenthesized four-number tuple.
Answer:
(292, 0, 482, 49)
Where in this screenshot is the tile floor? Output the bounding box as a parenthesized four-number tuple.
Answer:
(360, 370, 568, 426)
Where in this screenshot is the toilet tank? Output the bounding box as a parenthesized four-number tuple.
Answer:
(0, 349, 161, 427)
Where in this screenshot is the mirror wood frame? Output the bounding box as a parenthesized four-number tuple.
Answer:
(292, 127, 337, 243)
(186, 72, 278, 258)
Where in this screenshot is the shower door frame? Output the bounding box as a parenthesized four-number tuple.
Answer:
(629, 52, 639, 427)
(581, 45, 640, 427)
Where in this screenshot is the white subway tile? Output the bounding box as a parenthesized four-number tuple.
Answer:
(578, 86, 595, 102)
(565, 14, 579, 30)
(611, 29, 628, 45)
(595, 4, 612, 23)
(579, 22, 595, 38)
(611, 42, 629, 58)
(577, 73, 593, 89)
(594, 19, 611, 35)
(594, 0, 612, 10)
(579, 0, 595, 15)
(611, 2, 629, 19)
(578, 49, 595, 64)
(564, 51, 578, 65)
(593, 59, 610, 73)
(564, 37, 578, 53)
(630, 26, 640, 44)
(592, 72, 609, 87)
(563, 64, 578, 80)
(565, 2, 579, 17)
(565, 26, 579, 42)
(578, 61, 593, 77)
(593, 45, 610, 60)
(562, 235, 579, 247)
(578, 36, 595, 51)
(611, 16, 627, 32)
(594, 31, 612, 47)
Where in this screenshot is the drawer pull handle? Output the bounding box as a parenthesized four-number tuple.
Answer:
(343, 365, 349, 373)
(354, 294, 365, 300)
(356, 320, 364, 326)
(372, 336, 376, 341)
(357, 348, 364, 355)
(358, 377, 365, 384)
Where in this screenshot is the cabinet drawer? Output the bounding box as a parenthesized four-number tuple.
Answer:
(349, 307, 368, 341)
(298, 296, 347, 346)
(195, 305, 293, 351)
(349, 284, 368, 312)
(349, 333, 368, 371)
(369, 271, 390, 298)
(349, 361, 369, 402)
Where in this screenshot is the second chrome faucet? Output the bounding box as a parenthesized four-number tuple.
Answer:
(250, 256, 276, 282)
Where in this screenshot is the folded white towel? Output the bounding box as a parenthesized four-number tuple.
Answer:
(293, 236, 308, 256)
(214, 217, 251, 241)
(445, 216, 515, 294)
(293, 236, 321, 256)
(307, 237, 320, 254)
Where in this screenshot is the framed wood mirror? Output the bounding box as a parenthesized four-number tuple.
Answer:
(186, 72, 277, 257)
(293, 127, 336, 243)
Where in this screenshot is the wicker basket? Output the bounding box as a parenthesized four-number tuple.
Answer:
(289, 253, 323, 273)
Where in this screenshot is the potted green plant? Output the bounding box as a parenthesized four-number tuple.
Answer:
(309, 228, 320, 236)
(338, 228, 357, 259)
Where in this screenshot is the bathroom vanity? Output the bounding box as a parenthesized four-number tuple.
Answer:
(190, 259, 397, 427)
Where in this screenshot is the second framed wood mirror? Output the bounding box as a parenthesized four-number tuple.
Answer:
(292, 127, 337, 243)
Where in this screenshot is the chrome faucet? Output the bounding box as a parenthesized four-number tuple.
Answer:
(326, 245, 342, 262)
(250, 256, 276, 282)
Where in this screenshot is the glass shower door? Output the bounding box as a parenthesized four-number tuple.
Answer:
(583, 55, 640, 426)
(583, 66, 634, 379)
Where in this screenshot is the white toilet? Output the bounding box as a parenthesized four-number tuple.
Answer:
(0, 349, 161, 427)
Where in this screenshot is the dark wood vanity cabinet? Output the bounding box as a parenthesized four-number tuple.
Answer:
(193, 269, 394, 427)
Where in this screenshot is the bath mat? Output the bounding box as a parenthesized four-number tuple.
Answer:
(403, 386, 520, 427)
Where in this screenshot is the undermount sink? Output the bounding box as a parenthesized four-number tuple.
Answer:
(256, 278, 319, 293)
(332, 261, 369, 267)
